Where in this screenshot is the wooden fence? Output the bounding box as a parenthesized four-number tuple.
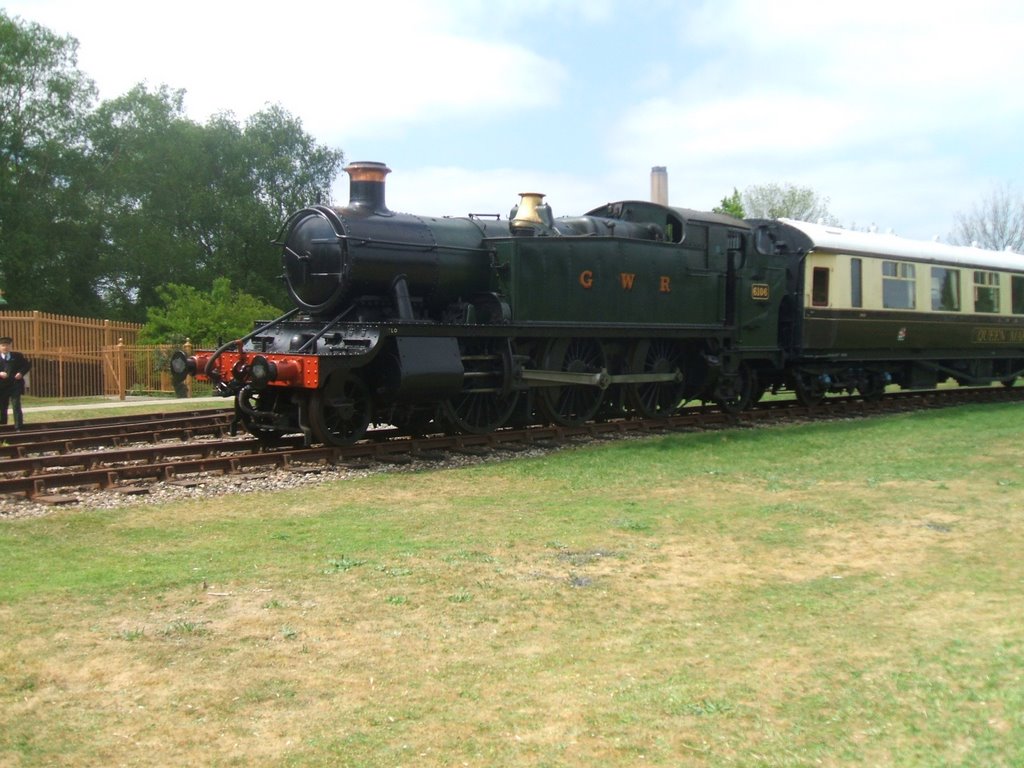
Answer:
(101, 341, 212, 399)
(0, 311, 208, 399)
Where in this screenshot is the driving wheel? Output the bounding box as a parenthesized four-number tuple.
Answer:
(538, 337, 606, 426)
(441, 339, 519, 434)
(627, 339, 685, 418)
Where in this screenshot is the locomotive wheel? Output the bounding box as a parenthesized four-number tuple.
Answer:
(237, 389, 287, 446)
(442, 390, 519, 434)
(627, 339, 685, 418)
(716, 363, 758, 414)
(309, 373, 372, 446)
(440, 338, 519, 434)
(538, 337, 606, 426)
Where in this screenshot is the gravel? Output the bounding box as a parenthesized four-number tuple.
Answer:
(0, 443, 559, 521)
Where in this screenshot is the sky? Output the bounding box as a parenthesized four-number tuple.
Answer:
(5, 0, 1024, 241)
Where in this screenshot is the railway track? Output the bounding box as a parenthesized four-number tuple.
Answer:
(0, 387, 1021, 505)
(0, 408, 236, 456)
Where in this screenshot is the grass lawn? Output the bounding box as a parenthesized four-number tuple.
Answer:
(2, 402, 1023, 766)
(19, 394, 226, 424)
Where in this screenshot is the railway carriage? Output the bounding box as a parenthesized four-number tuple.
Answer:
(749, 218, 1024, 402)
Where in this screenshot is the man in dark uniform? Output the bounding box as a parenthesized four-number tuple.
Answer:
(0, 336, 31, 429)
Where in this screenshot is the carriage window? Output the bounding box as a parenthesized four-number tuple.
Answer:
(974, 271, 1000, 313)
(811, 267, 830, 307)
(851, 258, 862, 307)
(931, 267, 960, 311)
(882, 261, 916, 309)
(1013, 276, 1024, 315)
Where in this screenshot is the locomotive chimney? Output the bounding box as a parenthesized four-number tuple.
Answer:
(345, 161, 392, 215)
(651, 166, 668, 206)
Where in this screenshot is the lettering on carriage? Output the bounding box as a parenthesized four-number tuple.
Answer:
(660, 276, 671, 293)
(973, 327, 1024, 344)
(579, 270, 594, 289)
(620, 273, 636, 290)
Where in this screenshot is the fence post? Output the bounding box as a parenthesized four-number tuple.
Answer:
(31, 310, 41, 357)
(117, 338, 126, 400)
(184, 338, 193, 397)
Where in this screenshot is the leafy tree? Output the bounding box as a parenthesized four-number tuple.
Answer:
(712, 188, 745, 218)
(86, 85, 204, 316)
(242, 105, 343, 223)
(742, 183, 839, 224)
(214, 105, 344, 301)
(139, 277, 283, 346)
(3, 12, 344, 321)
(86, 87, 344, 320)
(949, 183, 1024, 252)
(0, 11, 100, 312)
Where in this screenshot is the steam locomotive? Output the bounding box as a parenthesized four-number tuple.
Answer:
(172, 162, 1024, 446)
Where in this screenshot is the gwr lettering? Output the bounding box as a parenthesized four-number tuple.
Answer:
(576, 270, 672, 293)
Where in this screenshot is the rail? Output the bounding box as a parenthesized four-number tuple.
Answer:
(0, 385, 1020, 504)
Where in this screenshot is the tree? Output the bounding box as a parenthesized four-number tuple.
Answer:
(742, 183, 839, 224)
(86, 87, 345, 320)
(0, 11, 99, 312)
(139, 277, 283, 346)
(242, 105, 344, 223)
(3, 13, 345, 321)
(949, 184, 1024, 252)
(86, 85, 206, 317)
(712, 188, 745, 218)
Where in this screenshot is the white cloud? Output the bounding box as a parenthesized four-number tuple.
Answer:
(7, 0, 1022, 240)
(6, 0, 568, 143)
(592, 0, 1024, 238)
